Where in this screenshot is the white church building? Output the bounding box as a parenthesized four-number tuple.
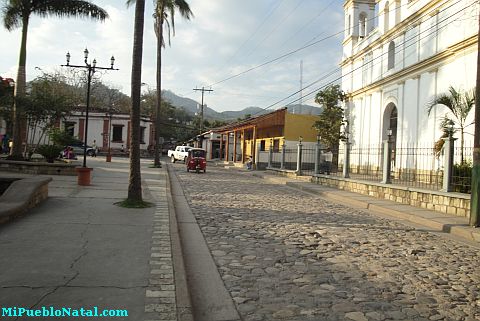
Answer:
(341, 0, 477, 167)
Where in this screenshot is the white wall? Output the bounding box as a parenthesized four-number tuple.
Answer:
(342, 0, 478, 158)
(26, 112, 152, 151)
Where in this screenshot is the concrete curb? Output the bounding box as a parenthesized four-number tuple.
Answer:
(167, 164, 241, 321)
(165, 167, 194, 321)
(251, 171, 480, 244)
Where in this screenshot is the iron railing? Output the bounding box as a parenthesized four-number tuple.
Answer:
(261, 140, 473, 194)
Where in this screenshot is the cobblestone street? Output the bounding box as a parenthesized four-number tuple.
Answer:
(172, 164, 480, 321)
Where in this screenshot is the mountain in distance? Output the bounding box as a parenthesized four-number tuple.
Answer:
(162, 90, 222, 119)
(162, 90, 323, 121)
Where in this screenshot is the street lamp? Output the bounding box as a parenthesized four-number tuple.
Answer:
(62, 49, 118, 168)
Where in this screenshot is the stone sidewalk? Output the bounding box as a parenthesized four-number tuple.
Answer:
(247, 170, 480, 244)
(0, 157, 188, 321)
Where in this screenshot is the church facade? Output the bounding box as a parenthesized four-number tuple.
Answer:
(341, 0, 477, 167)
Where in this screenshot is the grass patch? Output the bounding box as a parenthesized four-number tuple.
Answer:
(115, 199, 154, 208)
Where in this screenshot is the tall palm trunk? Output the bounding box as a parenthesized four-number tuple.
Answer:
(11, 14, 29, 158)
(127, 0, 146, 201)
(153, 10, 164, 167)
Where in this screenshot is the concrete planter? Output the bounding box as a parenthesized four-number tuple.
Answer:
(75, 167, 93, 186)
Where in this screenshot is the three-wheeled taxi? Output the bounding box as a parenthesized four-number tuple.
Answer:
(186, 148, 207, 173)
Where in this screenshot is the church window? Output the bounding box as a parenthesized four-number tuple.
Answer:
(388, 41, 395, 70)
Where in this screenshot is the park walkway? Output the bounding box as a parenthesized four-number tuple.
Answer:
(0, 158, 187, 321)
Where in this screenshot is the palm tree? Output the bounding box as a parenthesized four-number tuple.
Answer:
(427, 86, 475, 164)
(126, 0, 146, 203)
(2, 0, 108, 159)
(152, 0, 193, 167)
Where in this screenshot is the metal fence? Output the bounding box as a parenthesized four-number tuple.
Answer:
(300, 147, 316, 176)
(271, 148, 282, 169)
(391, 143, 443, 191)
(451, 145, 473, 194)
(262, 140, 473, 194)
(348, 144, 383, 182)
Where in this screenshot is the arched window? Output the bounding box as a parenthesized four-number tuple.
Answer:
(359, 12, 367, 37)
(388, 41, 395, 70)
(384, 2, 390, 33)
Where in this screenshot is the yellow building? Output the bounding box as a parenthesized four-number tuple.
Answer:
(217, 108, 319, 165)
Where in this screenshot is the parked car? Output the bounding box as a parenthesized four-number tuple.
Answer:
(167, 146, 191, 163)
(60, 143, 95, 158)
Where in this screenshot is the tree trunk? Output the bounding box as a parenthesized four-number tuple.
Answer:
(127, 0, 146, 202)
(470, 11, 480, 227)
(154, 12, 164, 167)
(11, 15, 29, 159)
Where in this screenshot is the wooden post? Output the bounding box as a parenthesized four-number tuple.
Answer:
(252, 126, 257, 169)
(233, 131, 237, 163)
(219, 134, 223, 160)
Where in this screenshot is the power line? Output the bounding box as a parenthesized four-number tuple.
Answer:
(182, 0, 465, 114)
(207, 0, 412, 88)
(284, 1, 474, 108)
(250, 0, 472, 116)
(276, 0, 339, 52)
(241, 0, 306, 60)
(211, 0, 287, 76)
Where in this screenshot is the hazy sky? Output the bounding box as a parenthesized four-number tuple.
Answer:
(0, 0, 344, 112)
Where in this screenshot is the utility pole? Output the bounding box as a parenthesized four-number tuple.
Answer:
(470, 12, 480, 227)
(193, 87, 213, 135)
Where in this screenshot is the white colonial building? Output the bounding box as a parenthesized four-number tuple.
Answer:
(342, 0, 477, 158)
(28, 110, 153, 152)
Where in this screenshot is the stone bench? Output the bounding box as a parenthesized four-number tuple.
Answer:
(0, 177, 52, 224)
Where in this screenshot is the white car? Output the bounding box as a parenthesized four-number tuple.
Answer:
(167, 146, 191, 163)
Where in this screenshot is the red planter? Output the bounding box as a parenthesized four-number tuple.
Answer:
(106, 154, 112, 162)
(75, 167, 93, 186)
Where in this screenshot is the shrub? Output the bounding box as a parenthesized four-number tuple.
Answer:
(37, 145, 63, 163)
(452, 161, 472, 194)
(48, 128, 82, 147)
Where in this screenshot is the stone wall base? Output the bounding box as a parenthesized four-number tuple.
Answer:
(0, 160, 76, 175)
(265, 168, 471, 218)
(311, 175, 470, 218)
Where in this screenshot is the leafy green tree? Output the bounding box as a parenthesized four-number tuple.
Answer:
(2, 0, 108, 159)
(23, 73, 77, 157)
(427, 86, 475, 164)
(313, 84, 346, 150)
(152, 0, 193, 166)
(48, 128, 81, 146)
(209, 119, 228, 129)
(90, 82, 131, 112)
